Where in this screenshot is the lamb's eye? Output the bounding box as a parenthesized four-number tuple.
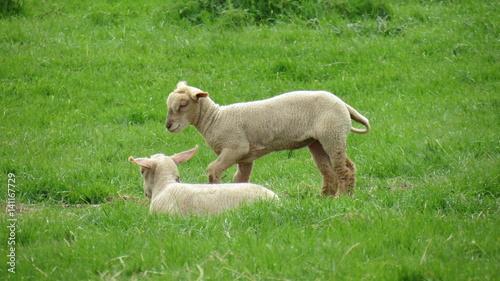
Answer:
(180, 103, 188, 108)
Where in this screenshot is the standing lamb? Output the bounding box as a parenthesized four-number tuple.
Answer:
(129, 146, 279, 215)
(165, 81, 370, 197)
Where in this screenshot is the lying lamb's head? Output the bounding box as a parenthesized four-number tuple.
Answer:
(166, 81, 209, 133)
(129, 146, 198, 198)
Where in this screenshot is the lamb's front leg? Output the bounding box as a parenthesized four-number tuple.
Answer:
(233, 162, 254, 183)
(207, 147, 249, 183)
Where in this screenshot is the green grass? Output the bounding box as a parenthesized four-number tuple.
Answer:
(1, 0, 499, 280)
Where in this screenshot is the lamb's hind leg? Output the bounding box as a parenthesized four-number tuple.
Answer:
(233, 162, 254, 182)
(308, 142, 337, 197)
(344, 156, 356, 195)
(331, 147, 356, 196)
(321, 139, 356, 196)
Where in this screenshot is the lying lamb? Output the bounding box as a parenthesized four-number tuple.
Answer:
(165, 81, 370, 197)
(129, 146, 279, 215)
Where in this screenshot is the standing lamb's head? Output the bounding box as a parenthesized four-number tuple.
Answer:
(166, 81, 209, 133)
(128, 146, 198, 198)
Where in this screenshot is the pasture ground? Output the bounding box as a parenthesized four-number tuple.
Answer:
(1, 0, 498, 280)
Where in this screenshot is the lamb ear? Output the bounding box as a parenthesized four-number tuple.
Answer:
(186, 86, 209, 101)
(194, 91, 209, 99)
(177, 81, 188, 88)
(129, 156, 155, 169)
(171, 145, 199, 165)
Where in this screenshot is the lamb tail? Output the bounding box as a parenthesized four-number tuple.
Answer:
(346, 104, 370, 134)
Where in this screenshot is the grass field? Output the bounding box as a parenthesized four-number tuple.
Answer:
(1, 0, 499, 280)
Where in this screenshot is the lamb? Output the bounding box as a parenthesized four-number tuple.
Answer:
(128, 146, 279, 215)
(165, 81, 370, 197)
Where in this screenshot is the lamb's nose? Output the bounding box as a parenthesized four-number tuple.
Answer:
(166, 122, 171, 130)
